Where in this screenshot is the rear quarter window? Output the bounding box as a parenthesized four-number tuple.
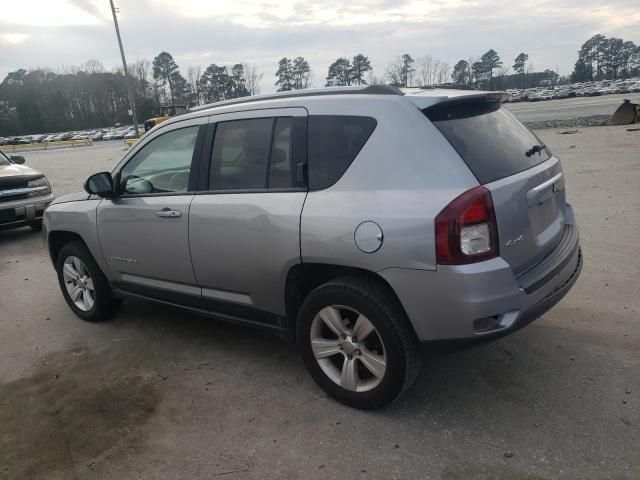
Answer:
(308, 115, 377, 190)
(424, 102, 550, 184)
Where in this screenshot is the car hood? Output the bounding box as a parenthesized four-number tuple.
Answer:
(50, 191, 90, 205)
(0, 163, 43, 180)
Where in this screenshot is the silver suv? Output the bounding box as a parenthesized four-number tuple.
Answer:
(44, 86, 582, 409)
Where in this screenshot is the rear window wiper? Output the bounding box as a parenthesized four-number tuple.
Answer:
(525, 144, 546, 157)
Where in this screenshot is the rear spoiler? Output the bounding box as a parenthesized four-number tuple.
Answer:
(405, 91, 511, 111)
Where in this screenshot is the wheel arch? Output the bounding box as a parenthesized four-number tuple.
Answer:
(48, 230, 87, 265)
(284, 263, 414, 339)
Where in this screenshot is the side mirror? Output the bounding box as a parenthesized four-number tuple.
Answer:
(84, 172, 114, 197)
(10, 155, 25, 164)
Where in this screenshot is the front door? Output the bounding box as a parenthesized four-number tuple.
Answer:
(98, 123, 204, 301)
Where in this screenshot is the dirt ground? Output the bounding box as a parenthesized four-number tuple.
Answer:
(1, 127, 639, 480)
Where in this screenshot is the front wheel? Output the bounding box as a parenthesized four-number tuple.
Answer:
(297, 277, 421, 409)
(55, 241, 121, 322)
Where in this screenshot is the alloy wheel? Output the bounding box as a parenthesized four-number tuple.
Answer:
(62, 256, 95, 312)
(310, 305, 387, 392)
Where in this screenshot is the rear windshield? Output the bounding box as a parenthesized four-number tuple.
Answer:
(424, 102, 550, 184)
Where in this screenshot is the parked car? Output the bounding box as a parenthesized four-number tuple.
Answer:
(124, 131, 138, 140)
(507, 76, 640, 102)
(53, 133, 73, 141)
(91, 131, 105, 141)
(0, 149, 54, 231)
(44, 86, 582, 409)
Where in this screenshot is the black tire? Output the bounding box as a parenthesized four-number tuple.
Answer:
(297, 276, 421, 409)
(29, 220, 43, 231)
(55, 240, 121, 322)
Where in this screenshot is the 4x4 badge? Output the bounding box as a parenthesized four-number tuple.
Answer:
(505, 234, 525, 247)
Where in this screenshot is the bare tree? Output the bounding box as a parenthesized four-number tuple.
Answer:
(132, 59, 151, 83)
(385, 54, 414, 87)
(187, 65, 202, 105)
(432, 59, 443, 85)
(415, 55, 433, 86)
(467, 57, 475, 84)
(82, 59, 105, 74)
(131, 59, 152, 98)
(437, 62, 450, 84)
(367, 70, 386, 85)
(385, 57, 403, 85)
(243, 62, 263, 95)
(59, 64, 82, 75)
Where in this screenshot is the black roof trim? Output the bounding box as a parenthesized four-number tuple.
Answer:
(190, 84, 403, 113)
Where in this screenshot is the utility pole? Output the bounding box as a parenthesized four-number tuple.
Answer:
(109, 0, 140, 138)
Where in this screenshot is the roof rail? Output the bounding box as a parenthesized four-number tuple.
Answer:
(419, 84, 478, 91)
(190, 84, 403, 112)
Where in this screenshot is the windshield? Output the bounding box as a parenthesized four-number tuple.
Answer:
(0, 150, 10, 166)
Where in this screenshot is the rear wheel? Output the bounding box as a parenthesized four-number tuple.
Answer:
(55, 241, 121, 322)
(297, 277, 421, 409)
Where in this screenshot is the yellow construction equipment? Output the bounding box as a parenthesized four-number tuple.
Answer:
(608, 99, 640, 126)
(143, 104, 188, 132)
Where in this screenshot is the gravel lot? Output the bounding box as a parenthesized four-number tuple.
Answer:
(1, 127, 639, 480)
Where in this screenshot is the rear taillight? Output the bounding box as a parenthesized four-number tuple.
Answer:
(435, 186, 499, 265)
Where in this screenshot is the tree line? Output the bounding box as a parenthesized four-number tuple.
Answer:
(571, 34, 640, 82)
(2, 34, 639, 135)
(0, 52, 263, 135)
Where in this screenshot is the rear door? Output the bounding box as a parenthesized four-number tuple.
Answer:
(425, 101, 567, 275)
(189, 108, 308, 320)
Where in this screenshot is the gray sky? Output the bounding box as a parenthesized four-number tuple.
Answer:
(1, 0, 638, 91)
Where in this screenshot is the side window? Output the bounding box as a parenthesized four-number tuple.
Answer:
(209, 117, 296, 190)
(308, 115, 377, 190)
(268, 117, 294, 188)
(210, 118, 272, 190)
(120, 126, 199, 195)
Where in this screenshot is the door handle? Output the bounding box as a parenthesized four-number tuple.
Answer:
(155, 208, 182, 218)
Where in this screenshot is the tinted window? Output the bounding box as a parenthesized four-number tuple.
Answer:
(425, 102, 550, 184)
(210, 118, 273, 190)
(268, 117, 294, 189)
(308, 116, 377, 190)
(120, 126, 199, 195)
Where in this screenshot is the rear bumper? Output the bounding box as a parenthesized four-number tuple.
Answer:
(380, 223, 582, 342)
(0, 194, 54, 230)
